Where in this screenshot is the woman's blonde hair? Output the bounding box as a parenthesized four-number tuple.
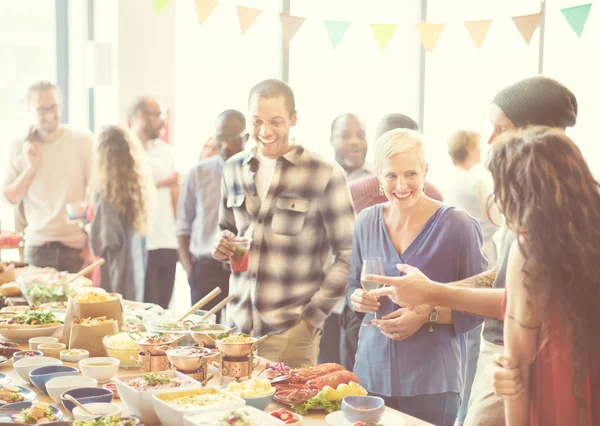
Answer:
(95, 126, 154, 235)
(447, 129, 480, 165)
(374, 128, 426, 169)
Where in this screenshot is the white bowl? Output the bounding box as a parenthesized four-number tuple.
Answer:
(46, 375, 99, 403)
(116, 370, 202, 424)
(72, 402, 122, 421)
(79, 357, 120, 384)
(29, 337, 59, 351)
(60, 349, 90, 363)
(0, 324, 63, 342)
(184, 407, 287, 426)
(13, 356, 63, 384)
(152, 387, 245, 426)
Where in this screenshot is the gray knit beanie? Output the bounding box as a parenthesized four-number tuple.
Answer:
(492, 76, 578, 129)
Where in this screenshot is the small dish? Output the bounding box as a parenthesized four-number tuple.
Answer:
(72, 402, 122, 421)
(79, 357, 120, 384)
(341, 395, 385, 424)
(60, 349, 89, 363)
(13, 350, 43, 364)
(102, 383, 119, 399)
(29, 336, 59, 351)
(38, 343, 67, 359)
(46, 375, 98, 404)
(61, 387, 114, 414)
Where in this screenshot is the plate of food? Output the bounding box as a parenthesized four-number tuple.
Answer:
(0, 384, 36, 405)
(0, 401, 63, 424)
(184, 407, 286, 426)
(72, 416, 141, 426)
(0, 311, 63, 342)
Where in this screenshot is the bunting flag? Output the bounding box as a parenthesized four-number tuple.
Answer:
(236, 6, 262, 35)
(194, 0, 218, 25)
(369, 24, 398, 52)
(417, 22, 445, 53)
(561, 3, 593, 38)
(153, 0, 169, 14)
(280, 14, 306, 46)
(464, 19, 492, 49)
(512, 13, 543, 45)
(324, 20, 351, 49)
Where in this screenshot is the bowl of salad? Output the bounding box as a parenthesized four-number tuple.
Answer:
(144, 314, 216, 346)
(17, 274, 91, 307)
(72, 415, 142, 426)
(0, 311, 63, 342)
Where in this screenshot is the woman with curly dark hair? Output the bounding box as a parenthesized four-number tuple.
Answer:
(488, 126, 600, 426)
(89, 125, 155, 301)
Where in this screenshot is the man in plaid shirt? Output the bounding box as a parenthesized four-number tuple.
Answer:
(212, 79, 355, 367)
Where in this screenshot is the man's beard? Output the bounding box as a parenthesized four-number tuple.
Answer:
(144, 125, 160, 140)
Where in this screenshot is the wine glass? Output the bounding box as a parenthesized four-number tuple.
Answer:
(360, 257, 385, 326)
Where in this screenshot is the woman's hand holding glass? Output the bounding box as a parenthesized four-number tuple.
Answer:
(350, 288, 380, 314)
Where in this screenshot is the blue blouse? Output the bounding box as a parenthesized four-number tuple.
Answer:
(346, 204, 487, 397)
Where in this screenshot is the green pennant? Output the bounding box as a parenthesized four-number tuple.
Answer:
(153, 0, 169, 13)
(324, 20, 351, 49)
(370, 24, 398, 52)
(561, 3, 593, 38)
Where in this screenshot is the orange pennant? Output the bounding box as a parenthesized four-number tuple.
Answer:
(236, 6, 261, 35)
(464, 19, 492, 49)
(194, 0, 218, 25)
(280, 14, 306, 46)
(512, 13, 543, 45)
(416, 22, 445, 53)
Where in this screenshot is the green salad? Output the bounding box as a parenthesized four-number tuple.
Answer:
(73, 416, 137, 426)
(291, 393, 341, 415)
(24, 283, 77, 305)
(7, 311, 59, 325)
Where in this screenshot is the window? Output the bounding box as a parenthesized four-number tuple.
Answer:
(289, 0, 420, 161)
(174, 0, 282, 172)
(543, 0, 600, 177)
(0, 0, 56, 232)
(423, 0, 541, 185)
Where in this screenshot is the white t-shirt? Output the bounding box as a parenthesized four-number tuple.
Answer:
(255, 150, 278, 202)
(2, 126, 94, 249)
(145, 139, 178, 250)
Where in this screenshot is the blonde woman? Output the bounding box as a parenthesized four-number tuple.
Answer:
(89, 126, 155, 301)
(347, 129, 486, 426)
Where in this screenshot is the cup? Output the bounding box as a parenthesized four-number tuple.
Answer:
(29, 336, 59, 351)
(229, 238, 251, 273)
(38, 342, 67, 359)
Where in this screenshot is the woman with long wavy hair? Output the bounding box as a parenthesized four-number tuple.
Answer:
(90, 125, 154, 301)
(488, 126, 600, 426)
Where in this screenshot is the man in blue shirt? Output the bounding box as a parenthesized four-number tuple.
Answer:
(176, 110, 248, 318)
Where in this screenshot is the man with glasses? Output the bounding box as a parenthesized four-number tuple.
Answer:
(130, 97, 179, 308)
(177, 110, 248, 318)
(2, 80, 94, 272)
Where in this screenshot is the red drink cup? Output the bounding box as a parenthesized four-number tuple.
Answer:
(230, 238, 251, 273)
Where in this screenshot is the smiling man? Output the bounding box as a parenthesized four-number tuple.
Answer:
(212, 79, 355, 368)
(2, 81, 94, 272)
(330, 113, 373, 181)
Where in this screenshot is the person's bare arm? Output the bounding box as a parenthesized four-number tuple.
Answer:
(436, 286, 505, 320)
(451, 268, 496, 289)
(177, 235, 193, 276)
(4, 167, 37, 204)
(503, 241, 542, 426)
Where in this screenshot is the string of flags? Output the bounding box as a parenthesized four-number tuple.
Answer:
(154, 0, 594, 53)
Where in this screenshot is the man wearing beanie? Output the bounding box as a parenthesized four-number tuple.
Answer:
(366, 75, 578, 426)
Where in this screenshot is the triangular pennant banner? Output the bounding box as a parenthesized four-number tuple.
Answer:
(464, 19, 492, 49)
(416, 22, 445, 53)
(236, 6, 262, 35)
(512, 13, 543, 45)
(280, 14, 306, 46)
(369, 24, 398, 52)
(561, 3, 593, 38)
(194, 0, 218, 25)
(324, 20, 351, 49)
(153, 0, 169, 13)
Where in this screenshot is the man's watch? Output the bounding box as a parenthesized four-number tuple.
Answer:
(428, 307, 438, 333)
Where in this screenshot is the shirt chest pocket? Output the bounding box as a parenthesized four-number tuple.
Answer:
(271, 197, 310, 236)
(226, 193, 248, 227)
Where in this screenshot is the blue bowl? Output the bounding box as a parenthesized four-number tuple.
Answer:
(0, 401, 63, 424)
(13, 350, 43, 364)
(242, 390, 275, 410)
(29, 365, 79, 394)
(341, 395, 385, 424)
(61, 387, 114, 414)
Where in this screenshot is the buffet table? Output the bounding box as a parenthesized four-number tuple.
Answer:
(0, 344, 433, 426)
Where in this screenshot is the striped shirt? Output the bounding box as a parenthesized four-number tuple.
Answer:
(219, 145, 355, 336)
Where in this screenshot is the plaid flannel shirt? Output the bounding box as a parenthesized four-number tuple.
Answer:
(219, 145, 355, 336)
